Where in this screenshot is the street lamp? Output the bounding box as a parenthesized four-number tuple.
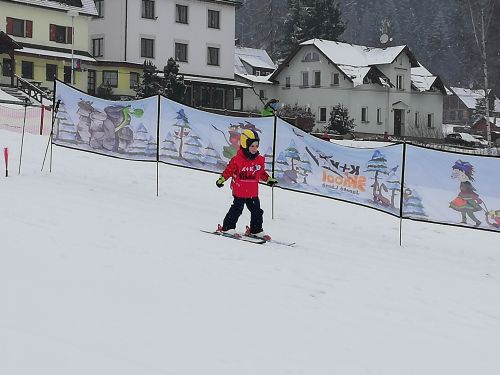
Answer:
(67, 10, 79, 85)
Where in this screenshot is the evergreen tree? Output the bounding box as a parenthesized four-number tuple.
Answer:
(278, 0, 345, 59)
(326, 104, 355, 135)
(136, 60, 163, 98)
(473, 96, 487, 123)
(305, 0, 346, 41)
(163, 58, 186, 102)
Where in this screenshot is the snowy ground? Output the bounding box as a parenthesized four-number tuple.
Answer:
(1, 129, 499, 375)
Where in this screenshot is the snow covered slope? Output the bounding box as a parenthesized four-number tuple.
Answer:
(1, 129, 499, 375)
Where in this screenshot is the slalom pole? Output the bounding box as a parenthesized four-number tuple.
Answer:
(41, 100, 60, 172)
(156, 95, 161, 197)
(3, 147, 8, 177)
(399, 142, 408, 247)
(271, 113, 278, 220)
(18, 98, 29, 175)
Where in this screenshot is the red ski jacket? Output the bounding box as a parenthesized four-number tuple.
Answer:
(221, 148, 269, 198)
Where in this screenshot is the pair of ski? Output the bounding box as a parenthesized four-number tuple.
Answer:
(201, 227, 295, 247)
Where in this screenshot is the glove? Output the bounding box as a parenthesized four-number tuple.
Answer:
(216, 176, 226, 188)
(266, 177, 278, 187)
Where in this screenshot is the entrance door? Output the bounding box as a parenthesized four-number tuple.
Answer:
(394, 109, 403, 136)
(64, 66, 71, 83)
(88, 69, 96, 95)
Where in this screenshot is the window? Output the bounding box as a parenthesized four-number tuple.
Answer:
(427, 113, 434, 128)
(414, 112, 419, 127)
(396, 74, 404, 90)
(176, 4, 188, 24)
(92, 38, 104, 57)
(313, 71, 321, 87)
(285, 76, 291, 88)
(208, 9, 220, 29)
(2, 58, 12, 77)
(21, 61, 34, 79)
(175, 42, 188, 62)
(301, 71, 309, 87)
(377, 108, 382, 124)
(50, 24, 72, 44)
(130, 72, 139, 88)
(142, 0, 155, 19)
(6, 18, 32, 38)
(94, 0, 104, 18)
(141, 38, 154, 58)
(259, 90, 266, 100)
(361, 107, 368, 122)
(303, 51, 319, 62)
(332, 72, 339, 86)
(399, 55, 403, 65)
(102, 70, 118, 87)
(235, 88, 242, 100)
(207, 46, 219, 66)
(319, 107, 327, 122)
(46, 64, 58, 81)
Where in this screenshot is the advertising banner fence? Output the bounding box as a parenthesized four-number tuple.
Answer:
(53, 81, 158, 161)
(51, 81, 499, 233)
(404, 144, 500, 231)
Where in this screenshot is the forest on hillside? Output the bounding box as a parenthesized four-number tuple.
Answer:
(236, 0, 500, 92)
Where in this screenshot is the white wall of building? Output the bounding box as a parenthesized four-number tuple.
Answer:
(90, 0, 236, 79)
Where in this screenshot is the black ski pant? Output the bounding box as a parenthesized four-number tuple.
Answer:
(222, 196, 263, 233)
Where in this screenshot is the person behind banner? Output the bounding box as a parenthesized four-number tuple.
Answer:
(261, 99, 279, 117)
(215, 129, 277, 238)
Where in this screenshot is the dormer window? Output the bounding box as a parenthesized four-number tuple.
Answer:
(303, 51, 319, 62)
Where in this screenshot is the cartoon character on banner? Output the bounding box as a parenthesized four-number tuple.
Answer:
(449, 160, 483, 227)
(75, 99, 144, 152)
(211, 121, 261, 159)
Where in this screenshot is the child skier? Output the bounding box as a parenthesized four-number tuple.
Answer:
(216, 129, 277, 239)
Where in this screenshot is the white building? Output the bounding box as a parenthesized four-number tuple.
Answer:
(245, 39, 446, 137)
(89, 0, 248, 107)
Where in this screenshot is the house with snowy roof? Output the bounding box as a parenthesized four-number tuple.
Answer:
(0, 0, 98, 99)
(233, 46, 276, 111)
(471, 116, 500, 145)
(265, 39, 447, 137)
(443, 87, 499, 126)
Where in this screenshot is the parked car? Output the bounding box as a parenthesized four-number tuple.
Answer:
(444, 132, 476, 147)
(472, 135, 489, 147)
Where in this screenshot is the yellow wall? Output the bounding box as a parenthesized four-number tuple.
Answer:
(0, 2, 90, 51)
(90, 65, 143, 98)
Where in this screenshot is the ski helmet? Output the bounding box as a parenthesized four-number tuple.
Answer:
(240, 129, 260, 149)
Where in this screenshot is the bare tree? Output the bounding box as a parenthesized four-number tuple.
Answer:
(467, 0, 495, 153)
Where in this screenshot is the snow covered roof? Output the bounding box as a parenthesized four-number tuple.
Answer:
(449, 87, 494, 109)
(271, 39, 424, 88)
(17, 46, 96, 62)
(474, 116, 500, 127)
(234, 47, 276, 83)
(235, 48, 275, 72)
(7, 0, 98, 16)
(411, 63, 446, 94)
(300, 39, 418, 68)
(235, 73, 273, 84)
